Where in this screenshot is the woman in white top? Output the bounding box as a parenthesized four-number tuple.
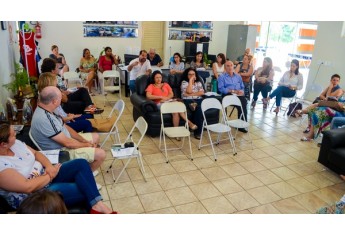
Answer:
(211, 53, 226, 92)
(267, 59, 303, 114)
(169, 52, 185, 74)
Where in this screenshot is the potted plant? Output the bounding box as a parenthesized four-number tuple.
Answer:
(2, 63, 37, 98)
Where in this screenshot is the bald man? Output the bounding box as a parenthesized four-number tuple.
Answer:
(30, 86, 106, 171)
(147, 48, 163, 67)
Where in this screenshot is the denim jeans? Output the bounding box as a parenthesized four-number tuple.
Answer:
(269, 86, 296, 106)
(331, 117, 345, 129)
(48, 159, 102, 209)
(253, 83, 272, 101)
(129, 80, 136, 94)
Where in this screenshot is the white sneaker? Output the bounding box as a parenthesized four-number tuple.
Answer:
(96, 183, 102, 190)
(93, 170, 99, 177)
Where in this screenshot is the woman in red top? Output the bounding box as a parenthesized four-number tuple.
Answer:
(97, 46, 120, 94)
(146, 71, 197, 140)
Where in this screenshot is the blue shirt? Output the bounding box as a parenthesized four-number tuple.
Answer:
(147, 54, 162, 66)
(218, 72, 244, 95)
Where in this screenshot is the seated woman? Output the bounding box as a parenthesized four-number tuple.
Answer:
(80, 48, 97, 96)
(169, 52, 185, 75)
(297, 74, 343, 133)
(0, 124, 115, 213)
(267, 59, 303, 114)
(49, 45, 69, 77)
(235, 54, 253, 101)
(41, 58, 97, 114)
(251, 57, 275, 109)
(97, 46, 120, 95)
(180, 68, 205, 140)
(189, 51, 207, 70)
(37, 72, 94, 134)
(146, 71, 197, 141)
(211, 53, 226, 93)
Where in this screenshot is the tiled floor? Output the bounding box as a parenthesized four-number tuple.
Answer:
(92, 90, 345, 214)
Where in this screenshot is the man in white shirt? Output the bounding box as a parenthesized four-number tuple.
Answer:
(127, 50, 152, 93)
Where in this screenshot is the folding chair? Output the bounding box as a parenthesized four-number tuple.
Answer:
(270, 93, 297, 116)
(106, 116, 148, 186)
(159, 102, 193, 163)
(99, 99, 125, 148)
(198, 98, 237, 161)
(29, 128, 42, 151)
(102, 70, 121, 106)
(63, 71, 83, 88)
(222, 95, 254, 149)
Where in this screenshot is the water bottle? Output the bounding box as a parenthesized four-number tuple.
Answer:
(7, 98, 17, 121)
(0, 103, 7, 123)
(22, 98, 32, 125)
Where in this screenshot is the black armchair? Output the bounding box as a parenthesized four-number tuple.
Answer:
(318, 127, 345, 175)
(130, 73, 219, 137)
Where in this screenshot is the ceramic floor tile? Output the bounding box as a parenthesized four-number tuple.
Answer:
(267, 182, 300, 199)
(271, 154, 300, 165)
(220, 163, 249, 177)
(201, 196, 237, 214)
(139, 191, 172, 212)
(244, 149, 270, 159)
(132, 178, 162, 195)
(126, 166, 154, 181)
(286, 177, 318, 193)
(165, 186, 198, 206)
(248, 204, 281, 214)
(192, 155, 218, 169)
(189, 182, 222, 200)
(271, 166, 300, 180)
(247, 186, 281, 204)
(252, 170, 283, 185)
(175, 201, 209, 214)
(156, 173, 187, 190)
(149, 162, 177, 177)
(147, 207, 177, 214)
(319, 170, 344, 184)
(110, 196, 144, 214)
(107, 181, 137, 200)
(304, 173, 335, 188)
(234, 210, 251, 214)
(272, 198, 310, 214)
(257, 157, 284, 169)
(170, 159, 198, 172)
(200, 166, 229, 181)
(239, 160, 267, 173)
(225, 191, 260, 211)
(292, 192, 328, 213)
(312, 187, 345, 205)
(233, 174, 264, 190)
(213, 177, 244, 195)
(179, 170, 209, 185)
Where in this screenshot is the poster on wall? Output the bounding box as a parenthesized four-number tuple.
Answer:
(169, 21, 213, 29)
(168, 30, 212, 41)
(83, 21, 138, 38)
(168, 21, 213, 40)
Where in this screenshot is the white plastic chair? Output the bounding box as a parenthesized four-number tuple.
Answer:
(159, 101, 193, 163)
(102, 70, 121, 106)
(29, 128, 42, 151)
(222, 95, 253, 149)
(106, 116, 148, 186)
(99, 99, 125, 148)
(63, 71, 83, 88)
(198, 98, 237, 161)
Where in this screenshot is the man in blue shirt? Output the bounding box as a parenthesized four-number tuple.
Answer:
(147, 48, 163, 67)
(218, 60, 248, 132)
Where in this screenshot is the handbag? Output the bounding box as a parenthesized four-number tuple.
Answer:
(87, 116, 117, 132)
(318, 101, 345, 112)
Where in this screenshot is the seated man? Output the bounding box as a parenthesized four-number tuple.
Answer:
(147, 48, 163, 67)
(30, 86, 106, 172)
(127, 50, 152, 93)
(218, 60, 248, 133)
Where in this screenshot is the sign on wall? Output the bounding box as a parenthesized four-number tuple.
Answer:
(168, 21, 213, 40)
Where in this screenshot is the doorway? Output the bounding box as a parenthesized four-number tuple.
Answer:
(141, 21, 165, 60)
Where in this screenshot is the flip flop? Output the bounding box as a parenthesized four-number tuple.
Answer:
(300, 137, 313, 142)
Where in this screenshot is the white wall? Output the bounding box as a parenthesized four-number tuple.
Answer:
(305, 21, 345, 100)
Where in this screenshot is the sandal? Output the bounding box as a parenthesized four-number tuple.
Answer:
(300, 137, 313, 142)
(189, 124, 198, 131)
(303, 127, 310, 133)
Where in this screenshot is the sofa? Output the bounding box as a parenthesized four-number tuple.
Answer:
(130, 73, 220, 137)
(318, 127, 345, 175)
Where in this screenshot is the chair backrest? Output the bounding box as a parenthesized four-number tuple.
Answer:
(124, 54, 138, 65)
(29, 129, 42, 151)
(201, 97, 222, 112)
(222, 95, 245, 121)
(160, 101, 186, 114)
(103, 70, 120, 78)
(125, 116, 148, 147)
(63, 71, 80, 80)
(108, 99, 125, 121)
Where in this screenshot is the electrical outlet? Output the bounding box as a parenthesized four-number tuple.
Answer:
(317, 60, 324, 65)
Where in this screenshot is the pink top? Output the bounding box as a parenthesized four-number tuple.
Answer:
(99, 55, 113, 71)
(145, 83, 172, 104)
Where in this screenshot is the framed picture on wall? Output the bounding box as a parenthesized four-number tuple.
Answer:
(1, 21, 7, 30)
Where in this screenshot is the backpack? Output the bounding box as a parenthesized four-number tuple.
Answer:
(287, 102, 302, 117)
